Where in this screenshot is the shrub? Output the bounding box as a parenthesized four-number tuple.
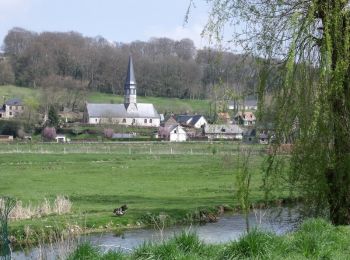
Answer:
(42, 126, 57, 140)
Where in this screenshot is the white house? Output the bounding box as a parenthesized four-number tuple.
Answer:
(169, 125, 187, 142)
(176, 115, 207, 129)
(84, 56, 160, 127)
(158, 124, 187, 142)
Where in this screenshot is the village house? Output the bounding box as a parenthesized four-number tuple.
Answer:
(234, 111, 256, 126)
(0, 98, 25, 119)
(158, 124, 187, 142)
(175, 114, 207, 129)
(204, 124, 244, 140)
(83, 56, 160, 127)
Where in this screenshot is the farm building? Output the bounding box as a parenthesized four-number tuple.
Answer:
(84, 56, 160, 127)
(176, 115, 207, 129)
(204, 124, 243, 140)
(0, 98, 25, 119)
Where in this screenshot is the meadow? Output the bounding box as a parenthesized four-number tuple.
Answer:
(0, 142, 289, 243)
(0, 85, 211, 114)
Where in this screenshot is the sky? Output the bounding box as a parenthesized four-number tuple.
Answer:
(0, 0, 212, 49)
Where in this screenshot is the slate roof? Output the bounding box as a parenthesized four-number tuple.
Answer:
(5, 98, 23, 106)
(205, 124, 244, 134)
(125, 56, 136, 88)
(86, 103, 160, 119)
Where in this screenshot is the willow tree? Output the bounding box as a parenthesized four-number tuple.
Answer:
(200, 0, 350, 225)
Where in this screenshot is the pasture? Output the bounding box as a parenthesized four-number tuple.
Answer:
(0, 85, 211, 114)
(0, 142, 289, 241)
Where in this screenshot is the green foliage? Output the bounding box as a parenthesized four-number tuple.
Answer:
(68, 219, 350, 259)
(220, 229, 282, 259)
(204, 0, 350, 224)
(48, 105, 59, 127)
(67, 243, 100, 260)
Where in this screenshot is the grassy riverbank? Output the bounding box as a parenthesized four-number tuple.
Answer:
(68, 219, 350, 259)
(0, 142, 291, 245)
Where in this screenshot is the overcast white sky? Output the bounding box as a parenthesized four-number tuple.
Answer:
(0, 0, 212, 48)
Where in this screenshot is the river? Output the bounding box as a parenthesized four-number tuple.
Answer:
(12, 206, 300, 259)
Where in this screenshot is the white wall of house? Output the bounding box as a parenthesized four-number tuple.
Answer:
(170, 126, 187, 142)
(2, 105, 24, 119)
(88, 117, 160, 127)
(193, 117, 208, 128)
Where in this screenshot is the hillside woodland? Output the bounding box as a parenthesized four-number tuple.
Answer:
(0, 27, 279, 108)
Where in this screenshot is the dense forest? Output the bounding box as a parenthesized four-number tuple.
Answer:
(0, 27, 274, 101)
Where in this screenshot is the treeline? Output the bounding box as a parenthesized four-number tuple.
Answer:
(0, 27, 267, 100)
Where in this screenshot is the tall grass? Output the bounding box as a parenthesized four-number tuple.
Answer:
(67, 218, 350, 259)
(0, 195, 72, 220)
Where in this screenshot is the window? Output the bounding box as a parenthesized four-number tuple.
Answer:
(132, 119, 136, 124)
(0, 114, 2, 118)
(9, 106, 12, 110)
(95, 119, 98, 123)
(150, 119, 152, 123)
(144, 119, 147, 123)
(122, 118, 126, 123)
(131, 89, 136, 95)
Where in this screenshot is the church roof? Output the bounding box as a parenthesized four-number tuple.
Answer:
(86, 103, 160, 119)
(125, 56, 136, 88)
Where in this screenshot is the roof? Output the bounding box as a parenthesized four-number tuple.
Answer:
(205, 124, 243, 134)
(86, 103, 160, 119)
(125, 56, 136, 89)
(176, 115, 206, 126)
(5, 98, 23, 106)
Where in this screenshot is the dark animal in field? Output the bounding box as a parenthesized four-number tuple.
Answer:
(113, 204, 128, 216)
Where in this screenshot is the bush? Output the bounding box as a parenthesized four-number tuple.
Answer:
(42, 127, 56, 140)
(0, 120, 21, 137)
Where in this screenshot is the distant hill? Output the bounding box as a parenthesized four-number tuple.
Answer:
(0, 85, 211, 115)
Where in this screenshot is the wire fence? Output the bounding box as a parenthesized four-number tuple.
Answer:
(0, 142, 268, 156)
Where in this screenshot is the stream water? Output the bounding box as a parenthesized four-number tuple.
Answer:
(12, 207, 300, 259)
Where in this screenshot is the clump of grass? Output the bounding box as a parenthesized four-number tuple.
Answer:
(220, 229, 283, 259)
(0, 195, 72, 220)
(67, 242, 100, 260)
(289, 218, 350, 259)
(54, 195, 72, 215)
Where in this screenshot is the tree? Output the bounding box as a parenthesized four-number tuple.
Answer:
(48, 105, 59, 127)
(201, 0, 350, 225)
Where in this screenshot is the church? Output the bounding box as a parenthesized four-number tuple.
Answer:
(84, 57, 160, 127)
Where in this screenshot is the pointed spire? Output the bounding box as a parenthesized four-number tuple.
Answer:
(125, 55, 136, 88)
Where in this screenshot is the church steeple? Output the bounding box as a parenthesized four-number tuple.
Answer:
(124, 56, 137, 105)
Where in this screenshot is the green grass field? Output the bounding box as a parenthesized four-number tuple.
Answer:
(0, 142, 289, 243)
(0, 85, 211, 114)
